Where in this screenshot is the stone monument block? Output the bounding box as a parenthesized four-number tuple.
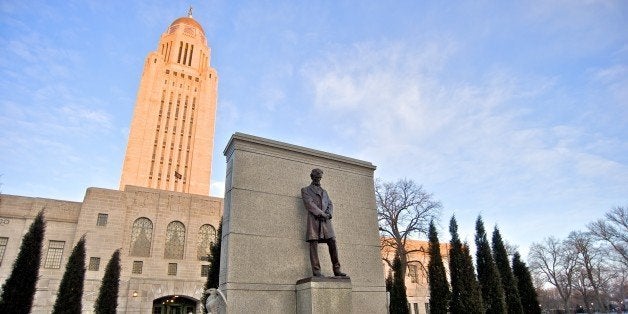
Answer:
(296, 277, 352, 314)
(219, 133, 387, 314)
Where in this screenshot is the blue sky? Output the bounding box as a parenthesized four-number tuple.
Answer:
(1, 1, 626, 256)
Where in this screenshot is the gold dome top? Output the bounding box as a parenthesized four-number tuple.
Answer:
(169, 17, 205, 36)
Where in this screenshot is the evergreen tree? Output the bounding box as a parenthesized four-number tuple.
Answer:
(94, 249, 121, 314)
(512, 252, 541, 314)
(448, 216, 483, 314)
(202, 221, 222, 314)
(389, 255, 410, 314)
(427, 220, 450, 314)
(386, 271, 393, 292)
(0, 210, 46, 313)
(492, 227, 523, 314)
(53, 235, 87, 314)
(475, 216, 506, 314)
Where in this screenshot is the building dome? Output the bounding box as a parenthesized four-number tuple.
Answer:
(169, 17, 205, 35)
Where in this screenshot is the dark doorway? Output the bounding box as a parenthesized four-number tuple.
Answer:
(152, 295, 197, 314)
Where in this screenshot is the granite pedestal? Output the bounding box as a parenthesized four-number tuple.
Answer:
(296, 277, 352, 314)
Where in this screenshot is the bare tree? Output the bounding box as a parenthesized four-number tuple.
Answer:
(528, 237, 578, 313)
(376, 179, 442, 279)
(588, 206, 628, 267)
(567, 231, 606, 312)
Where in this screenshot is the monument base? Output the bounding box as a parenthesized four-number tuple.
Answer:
(296, 277, 352, 314)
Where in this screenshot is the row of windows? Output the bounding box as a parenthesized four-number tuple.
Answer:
(25, 216, 215, 270)
(176, 41, 194, 66)
(1, 238, 66, 269)
(148, 89, 197, 192)
(84, 258, 210, 277)
(130, 260, 210, 277)
(130, 217, 217, 260)
(165, 69, 200, 82)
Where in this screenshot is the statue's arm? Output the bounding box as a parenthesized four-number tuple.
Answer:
(325, 193, 333, 218)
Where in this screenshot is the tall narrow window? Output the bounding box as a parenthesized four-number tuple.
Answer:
(88, 257, 101, 271)
(168, 263, 177, 276)
(408, 264, 418, 283)
(132, 261, 143, 274)
(177, 41, 183, 63)
(183, 43, 189, 65)
(197, 224, 216, 261)
(201, 265, 210, 277)
(164, 221, 185, 259)
(130, 217, 153, 257)
(188, 45, 194, 66)
(0, 237, 8, 266)
(44, 240, 65, 269)
(96, 213, 108, 226)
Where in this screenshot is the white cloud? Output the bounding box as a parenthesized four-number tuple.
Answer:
(210, 181, 225, 198)
(302, 39, 628, 218)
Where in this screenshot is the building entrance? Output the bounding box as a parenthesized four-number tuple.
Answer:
(152, 295, 197, 314)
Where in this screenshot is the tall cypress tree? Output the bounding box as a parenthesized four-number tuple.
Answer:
(389, 255, 410, 314)
(94, 249, 121, 314)
(386, 271, 394, 292)
(492, 227, 523, 314)
(448, 216, 483, 314)
(475, 216, 506, 314)
(202, 221, 222, 314)
(512, 252, 541, 314)
(427, 220, 450, 314)
(53, 235, 86, 314)
(0, 210, 46, 313)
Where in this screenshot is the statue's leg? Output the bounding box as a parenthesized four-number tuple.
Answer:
(327, 238, 346, 276)
(309, 241, 322, 277)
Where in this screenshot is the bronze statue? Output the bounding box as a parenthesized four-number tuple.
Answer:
(301, 168, 347, 277)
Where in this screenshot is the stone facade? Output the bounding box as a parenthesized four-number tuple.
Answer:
(0, 186, 222, 313)
(220, 133, 387, 314)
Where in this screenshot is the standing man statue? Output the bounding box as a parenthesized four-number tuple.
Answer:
(301, 168, 347, 277)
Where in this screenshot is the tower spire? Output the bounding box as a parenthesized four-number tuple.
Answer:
(188, 5, 193, 18)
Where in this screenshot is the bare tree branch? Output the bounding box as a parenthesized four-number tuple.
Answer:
(376, 178, 442, 280)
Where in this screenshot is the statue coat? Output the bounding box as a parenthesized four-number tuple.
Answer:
(301, 184, 335, 241)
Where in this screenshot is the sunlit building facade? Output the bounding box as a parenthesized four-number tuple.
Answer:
(0, 12, 222, 313)
(381, 239, 451, 314)
(120, 11, 218, 196)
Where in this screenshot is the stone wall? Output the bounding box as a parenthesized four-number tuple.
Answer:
(220, 133, 387, 313)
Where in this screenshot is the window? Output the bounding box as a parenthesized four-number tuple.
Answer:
(132, 261, 143, 274)
(96, 213, 108, 226)
(413, 303, 419, 314)
(197, 224, 216, 261)
(0, 237, 8, 266)
(88, 257, 101, 271)
(425, 303, 430, 314)
(164, 221, 185, 259)
(168, 263, 177, 276)
(408, 264, 419, 283)
(201, 264, 210, 277)
(130, 217, 153, 257)
(44, 240, 65, 269)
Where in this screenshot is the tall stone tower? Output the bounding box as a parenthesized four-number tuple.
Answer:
(120, 10, 218, 195)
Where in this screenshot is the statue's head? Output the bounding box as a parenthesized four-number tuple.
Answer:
(310, 168, 323, 186)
